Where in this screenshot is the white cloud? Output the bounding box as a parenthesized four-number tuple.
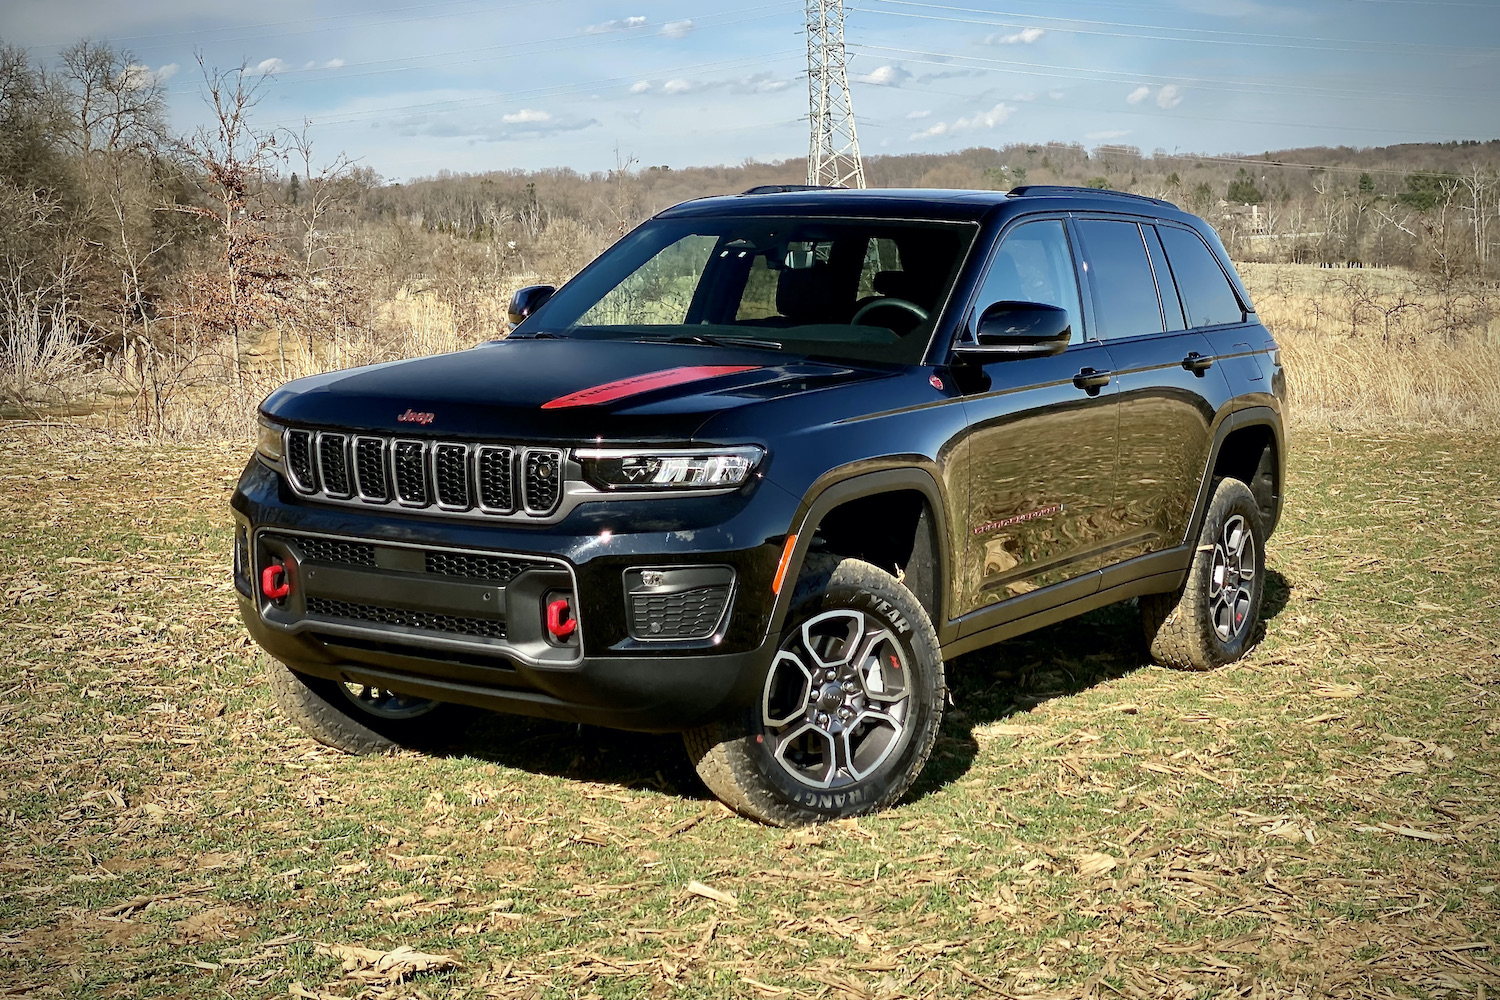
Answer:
(984, 26, 1045, 45)
(255, 57, 291, 75)
(584, 15, 647, 33)
(906, 109, 932, 120)
(954, 102, 1015, 129)
(661, 19, 694, 38)
(393, 108, 597, 142)
(628, 80, 651, 94)
(1013, 91, 1037, 102)
(501, 108, 551, 124)
(325, 58, 345, 69)
(663, 79, 694, 94)
(121, 62, 178, 89)
(737, 72, 790, 94)
(857, 64, 911, 87)
(1156, 84, 1183, 108)
(1126, 85, 1152, 106)
(909, 101, 1014, 141)
(1086, 129, 1133, 140)
(1049, 90, 1066, 100)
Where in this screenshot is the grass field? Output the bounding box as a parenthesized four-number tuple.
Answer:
(1, 429, 1497, 999)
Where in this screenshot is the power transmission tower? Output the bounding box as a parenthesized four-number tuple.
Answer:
(805, 0, 866, 189)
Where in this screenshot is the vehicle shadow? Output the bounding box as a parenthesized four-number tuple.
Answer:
(907, 568, 1293, 802)
(437, 570, 1293, 809)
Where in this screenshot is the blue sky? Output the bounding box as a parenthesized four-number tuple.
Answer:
(4, 0, 1497, 181)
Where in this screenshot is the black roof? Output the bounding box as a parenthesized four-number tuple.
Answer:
(657, 185, 1185, 224)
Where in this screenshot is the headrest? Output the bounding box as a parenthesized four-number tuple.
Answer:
(776, 265, 840, 323)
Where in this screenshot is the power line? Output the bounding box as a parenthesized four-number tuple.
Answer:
(860, 0, 1500, 56)
(848, 43, 1496, 107)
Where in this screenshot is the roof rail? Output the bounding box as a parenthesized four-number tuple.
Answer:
(1007, 185, 1174, 207)
(740, 184, 845, 195)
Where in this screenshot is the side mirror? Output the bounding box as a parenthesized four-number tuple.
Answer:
(507, 284, 555, 328)
(954, 301, 1072, 361)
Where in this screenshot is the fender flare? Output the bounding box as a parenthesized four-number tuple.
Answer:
(763, 465, 955, 644)
(1184, 405, 1286, 545)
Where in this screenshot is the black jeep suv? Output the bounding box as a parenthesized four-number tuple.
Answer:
(233, 185, 1285, 825)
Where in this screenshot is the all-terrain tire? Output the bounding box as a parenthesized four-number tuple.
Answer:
(264, 656, 456, 754)
(685, 554, 946, 826)
(1142, 477, 1266, 671)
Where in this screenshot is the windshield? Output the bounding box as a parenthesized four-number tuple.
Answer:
(519, 215, 978, 365)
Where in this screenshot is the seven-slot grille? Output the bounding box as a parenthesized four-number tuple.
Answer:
(283, 430, 563, 519)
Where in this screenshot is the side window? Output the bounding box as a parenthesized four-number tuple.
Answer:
(1157, 226, 1246, 329)
(972, 219, 1085, 345)
(1075, 219, 1164, 340)
(1144, 226, 1186, 331)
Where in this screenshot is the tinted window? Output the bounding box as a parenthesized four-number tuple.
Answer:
(1144, 226, 1186, 331)
(1076, 220, 1164, 340)
(526, 216, 977, 365)
(972, 219, 1085, 345)
(1158, 226, 1245, 328)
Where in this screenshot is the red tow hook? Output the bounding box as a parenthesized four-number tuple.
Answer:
(546, 597, 577, 639)
(261, 563, 291, 601)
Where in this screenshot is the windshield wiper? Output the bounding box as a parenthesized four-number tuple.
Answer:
(655, 333, 785, 351)
(511, 331, 569, 340)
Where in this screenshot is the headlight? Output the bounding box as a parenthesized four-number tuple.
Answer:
(256, 416, 285, 464)
(576, 446, 763, 491)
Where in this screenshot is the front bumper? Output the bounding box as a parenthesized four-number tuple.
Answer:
(232, 457, 794, 732)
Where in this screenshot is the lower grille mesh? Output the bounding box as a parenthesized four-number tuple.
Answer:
(306, 597, 506, 639)
(290, 536, 377, 566)
(629, 585, 730, 640)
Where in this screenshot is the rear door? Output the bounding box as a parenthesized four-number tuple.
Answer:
(1074, 217, 1231, 563)
(955, 217, 1118, 618)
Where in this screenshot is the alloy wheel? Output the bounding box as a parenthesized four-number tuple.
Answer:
(1209, 513, 1256, 642)
(338, 682, 440, 721)
(761, 609, 913, 790)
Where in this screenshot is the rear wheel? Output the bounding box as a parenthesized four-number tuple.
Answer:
(265, 657, 456, 754)
(685, 555, 945, 825)
(1142, 477, 1266, 671)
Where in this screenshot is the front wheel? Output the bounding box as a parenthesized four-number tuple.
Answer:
(265, 657, 457, 754)
(685, 555, 946, 826)
(1141, 477, 1267, 671)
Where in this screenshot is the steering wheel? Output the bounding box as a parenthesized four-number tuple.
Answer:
(851, 296, 929, 327)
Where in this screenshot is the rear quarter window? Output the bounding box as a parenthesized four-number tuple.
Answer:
(1158, 226, 1246, 329)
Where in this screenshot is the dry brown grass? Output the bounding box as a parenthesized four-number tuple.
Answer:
(1242, 263, 1500, 431)
(1, 428, 1497, 998)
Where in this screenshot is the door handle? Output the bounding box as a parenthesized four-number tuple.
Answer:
(1181, 351, 1215, 374)
(1073, 367, 1112, 392)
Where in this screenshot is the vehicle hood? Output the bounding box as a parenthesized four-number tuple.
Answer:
(259, 338, 891, 443)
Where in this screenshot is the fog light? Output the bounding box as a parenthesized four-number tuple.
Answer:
(625, 566, 735, 641)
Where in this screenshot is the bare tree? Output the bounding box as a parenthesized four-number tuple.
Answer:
(178, 54, 284, 386)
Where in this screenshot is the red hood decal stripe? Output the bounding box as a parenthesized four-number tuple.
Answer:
(540, 365, 761, 409)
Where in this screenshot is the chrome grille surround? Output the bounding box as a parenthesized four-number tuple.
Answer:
(280, 428, 745, 524)
(352, 436, 391, 503)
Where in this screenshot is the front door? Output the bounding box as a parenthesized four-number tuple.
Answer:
(956, 218, 1119, 618)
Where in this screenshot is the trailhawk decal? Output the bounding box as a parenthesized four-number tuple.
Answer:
(540, 365, 761, 410)
(973, 503, 1064, 535)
